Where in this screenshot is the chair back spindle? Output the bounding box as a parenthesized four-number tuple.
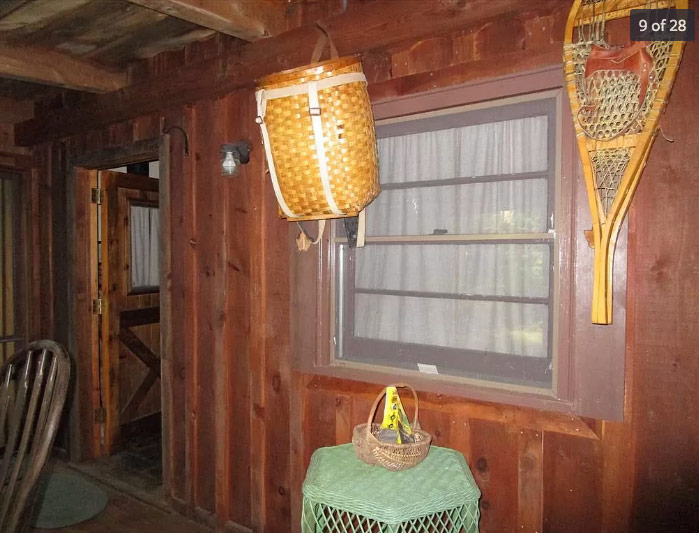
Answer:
(0, 341, 71, 532)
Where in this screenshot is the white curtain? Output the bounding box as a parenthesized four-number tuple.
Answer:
(352, 116, 550, 359)
(130, 205, 160, 288)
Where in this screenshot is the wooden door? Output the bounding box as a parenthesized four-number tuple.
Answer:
(100, 170, 160, 454)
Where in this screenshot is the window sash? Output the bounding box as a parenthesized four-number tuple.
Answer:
(332, 95, 558, 388)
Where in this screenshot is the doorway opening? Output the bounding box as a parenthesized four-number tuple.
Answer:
(73, 160, 164, 506)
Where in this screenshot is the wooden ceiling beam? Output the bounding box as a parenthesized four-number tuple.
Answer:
(15, 0, 568, 145)
(0, 44, 127, 93)
(123, 0, 285, 41)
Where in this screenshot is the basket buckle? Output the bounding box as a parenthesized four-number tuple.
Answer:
(309, 107, 321, 116)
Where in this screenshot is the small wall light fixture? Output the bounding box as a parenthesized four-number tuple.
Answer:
(221, 140, 251, 177)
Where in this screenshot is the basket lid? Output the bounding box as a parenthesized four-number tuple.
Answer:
(256, 55, 362, 88)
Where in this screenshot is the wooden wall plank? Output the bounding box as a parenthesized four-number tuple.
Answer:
(517, 428, 543, 532)
(36, 143, 54, 338)
(224, 91, 252, 529)
(191, 97, 226, 515)
(71, 166, 99, 460)
(628, 29, 699, 530)
(262, 166, 292, 533)
(248, 99, 268, 533)
(470, 420, 519, 532)
(181, 104, 198, 512)
(542, 432, 602, 532)
(334, 394, 352, 445)
(159, 128, 173, 497)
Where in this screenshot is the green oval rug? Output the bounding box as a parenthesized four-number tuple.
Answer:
(31, 471, 108, 529)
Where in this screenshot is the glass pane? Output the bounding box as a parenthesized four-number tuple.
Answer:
(366, 179, 549, 236)
(353, 294, 548, 358)
(354, 243, 550, 299)
(130, 205, 160, 289)
(377, 115, 548, 185)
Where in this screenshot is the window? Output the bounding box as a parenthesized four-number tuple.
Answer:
(296, 67, 627, 419)
(332, 92, 559, 392)
(0, 171, 24, 363)
(129, 203, 160, 291)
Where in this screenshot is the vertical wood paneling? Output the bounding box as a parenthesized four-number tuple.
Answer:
(159, 130, 173, 498)
(628, 25, 699, 530)
(543, 432, 602, 533)
(192, 98, 225, 514)
(517, 428, 543, 532)
(334, 394, 352, 445)
(420, 408, 452, 447)
(248, 99, 268, 533)
(27, 159, 42, 340)
(470, 419, 519, 532)
(72, 166, 99, 460)
(37, 142, 54, 338)
(262, 176, 292, 533)
(160, 105, 192, 500)
(222, 92, 252, 529)
(183, 105, 198, 513)
(304, 389, 337, 467)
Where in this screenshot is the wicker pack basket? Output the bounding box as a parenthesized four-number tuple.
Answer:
(254, 28, 380, 221)
(352, 383, 432, 471)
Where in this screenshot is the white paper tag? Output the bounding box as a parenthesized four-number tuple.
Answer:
(417, 363, 439, 375)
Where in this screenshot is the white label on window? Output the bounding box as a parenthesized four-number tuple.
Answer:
(417, 363, 439, 375)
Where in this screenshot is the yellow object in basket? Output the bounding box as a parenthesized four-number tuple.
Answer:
(379, 387, 414, 444)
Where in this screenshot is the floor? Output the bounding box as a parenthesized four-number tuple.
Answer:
(28, 414, 209, 532)
(71, 415, 167, 509)
(30, 476, 208, 533)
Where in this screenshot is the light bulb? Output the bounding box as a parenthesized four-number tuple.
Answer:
(221, 151, 239, 176)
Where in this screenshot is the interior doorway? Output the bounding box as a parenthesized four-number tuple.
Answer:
(74, 160, 165, 505)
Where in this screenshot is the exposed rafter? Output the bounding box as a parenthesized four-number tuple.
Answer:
(123, 0, 286, 41)
(0, 44, 127, 93)
(15, 0, 568, 145)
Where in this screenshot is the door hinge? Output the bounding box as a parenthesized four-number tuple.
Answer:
(91, 188, 103, 204)
(94, 406, 106, 424)
(92, 298, 104, 315)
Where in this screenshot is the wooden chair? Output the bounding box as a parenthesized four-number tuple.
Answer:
(0, 340, 71, 532)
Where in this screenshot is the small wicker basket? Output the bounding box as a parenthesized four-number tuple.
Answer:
(352, 383, 432, 471)
(254, 28, 379, 221)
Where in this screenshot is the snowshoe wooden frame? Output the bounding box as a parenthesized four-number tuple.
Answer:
(564, 0, 687, 324)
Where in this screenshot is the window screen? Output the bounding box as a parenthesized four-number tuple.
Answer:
(333, 96, 557, 388)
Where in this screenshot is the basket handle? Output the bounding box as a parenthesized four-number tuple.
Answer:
(366, 383, 420, 430)
(311, 22, 339, 63)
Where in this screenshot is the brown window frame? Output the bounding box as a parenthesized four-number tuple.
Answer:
(292, 66, 628, 421)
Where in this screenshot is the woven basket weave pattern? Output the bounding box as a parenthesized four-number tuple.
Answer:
(258, 57, 379, 219)
(352, 384, 432, 471)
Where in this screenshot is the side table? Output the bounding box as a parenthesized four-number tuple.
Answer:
(302, 444, 480, 532)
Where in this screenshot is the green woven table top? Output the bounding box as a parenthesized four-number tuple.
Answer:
(302, 444, 480, 524)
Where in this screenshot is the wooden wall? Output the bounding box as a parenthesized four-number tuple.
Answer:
(31, 3, 699, 532)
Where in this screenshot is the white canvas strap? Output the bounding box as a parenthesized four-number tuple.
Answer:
(255, 89, 296, 218)
(357, 209, 366, 248)
(307, 80, 342, 216)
